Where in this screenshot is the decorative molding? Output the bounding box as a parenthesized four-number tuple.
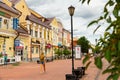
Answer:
(0, 29, 16, 37)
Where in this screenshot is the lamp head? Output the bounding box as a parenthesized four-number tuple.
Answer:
(68, 5, 75, 16)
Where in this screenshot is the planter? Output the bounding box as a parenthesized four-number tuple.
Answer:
(65, 74, 76, 80)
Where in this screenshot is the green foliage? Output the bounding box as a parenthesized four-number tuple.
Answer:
(0, 53, 3, 58)
(63, 48, 71, 56)
(94, 57, 102, 69)
(77, 36, 90, 53)
(80, 0, 120, 79)
(107, 74, 119, 80)
(83, 54, 90, 64)
(54, 48, 62, 56)
(82, 54, 92, 70)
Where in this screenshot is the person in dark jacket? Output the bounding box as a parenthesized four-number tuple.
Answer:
(4, 54, 8, 65)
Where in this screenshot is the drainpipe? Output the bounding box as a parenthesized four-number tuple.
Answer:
(14, 32, 19, 56)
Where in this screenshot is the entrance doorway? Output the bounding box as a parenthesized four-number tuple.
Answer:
(15, 46, 24, 61)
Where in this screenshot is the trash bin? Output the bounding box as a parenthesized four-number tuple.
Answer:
(76, 67, 82, 78)
(65, 74, 76, 80)
(77, 67, 85, 75)
(81, 67, 85, 75)
(73, 69, 81, 80)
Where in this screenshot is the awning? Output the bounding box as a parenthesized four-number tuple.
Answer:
(15, 46, 23, 49)
(46, 43, 51, 48)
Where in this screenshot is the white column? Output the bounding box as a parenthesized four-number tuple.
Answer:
(42, 27, 44, 39)
(46, 29, 48, 40)
(33, 23, 36, 37)
(27, 21, 31, 34)
(38, 25, 40, 38)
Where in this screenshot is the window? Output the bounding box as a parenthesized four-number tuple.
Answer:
(48, 32, 49, 40)
(32, 47, 34, 54)
(0, 18, 2, 28)
(3, 19, 9, 29)
(6, 19, 9, 29)
(31, 30, 33, 36)
(35, 31, 38, 37)
(36, 47, 38, 53)
(40, 32, 42, 38)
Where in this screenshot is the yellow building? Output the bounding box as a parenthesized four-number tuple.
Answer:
(3, 0, 32, 61)
(48, 18, 59, 57)
(2, 0, 53, 61)
(2, 0, 70, 61)
(0, 1, 20, 56)
(57, 20, 64, 47)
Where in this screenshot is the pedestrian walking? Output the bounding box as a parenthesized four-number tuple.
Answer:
(4, 54, 8, 65)
(40, 52, 46, 72)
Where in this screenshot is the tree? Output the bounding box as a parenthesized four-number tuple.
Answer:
(80, 0, 120, 79)
(77, 36, 89, 53)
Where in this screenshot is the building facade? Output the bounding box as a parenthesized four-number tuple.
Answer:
(0, 1, 20, 56)
(1, 0, 71, 61)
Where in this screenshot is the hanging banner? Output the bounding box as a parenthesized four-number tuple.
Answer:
(13, 18, 19, 29)
(75, 45, 81, 59)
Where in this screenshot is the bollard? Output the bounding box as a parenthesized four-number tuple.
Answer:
(65, 74, 76, 80)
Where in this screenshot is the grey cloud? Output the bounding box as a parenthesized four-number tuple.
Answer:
(26, 0, 54, 7)
(75, 9, 95, 19)
(25, 0, 106, 44)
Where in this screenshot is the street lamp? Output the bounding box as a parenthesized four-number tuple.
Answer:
(68, 5, 75, 74)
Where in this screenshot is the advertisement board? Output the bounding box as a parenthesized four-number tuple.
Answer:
(75, 45, 81, 59)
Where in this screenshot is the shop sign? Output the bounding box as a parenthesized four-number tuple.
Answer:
(15, 40, 20, 46)
(0, 11, 5, 16)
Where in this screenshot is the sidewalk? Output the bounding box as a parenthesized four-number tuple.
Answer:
(0, 57, 114, 80)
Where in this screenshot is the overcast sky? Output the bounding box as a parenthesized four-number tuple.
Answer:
(26, 0, 107, 44)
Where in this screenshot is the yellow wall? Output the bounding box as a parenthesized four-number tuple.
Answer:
(2, 0, 12, 7)
(0, 35, 15, 57)
(0, 16, 16, 57)
(31, 46, 40, 58)
(51, 18, 59, 27)
(51, 18, 58, 46)
(5, 37, 14, 56)
(15, 0, 30, 23)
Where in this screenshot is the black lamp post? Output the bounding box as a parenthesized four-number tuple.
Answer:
(68, 5, 75, 74)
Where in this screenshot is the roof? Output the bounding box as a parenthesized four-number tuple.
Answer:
(16, 27, 28, 34)
(63, 28, 70, 33)
(29, 8, 42, 18)
(44, 18, 54, 25)
(8, 0, 20, 5)
(26, 14, 51, 29)
(0, 1, 19, 15)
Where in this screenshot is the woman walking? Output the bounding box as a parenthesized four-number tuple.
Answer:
(40, 52, 46, 72)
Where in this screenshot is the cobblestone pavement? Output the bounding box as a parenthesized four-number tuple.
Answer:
(0, 57, 116, 80)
